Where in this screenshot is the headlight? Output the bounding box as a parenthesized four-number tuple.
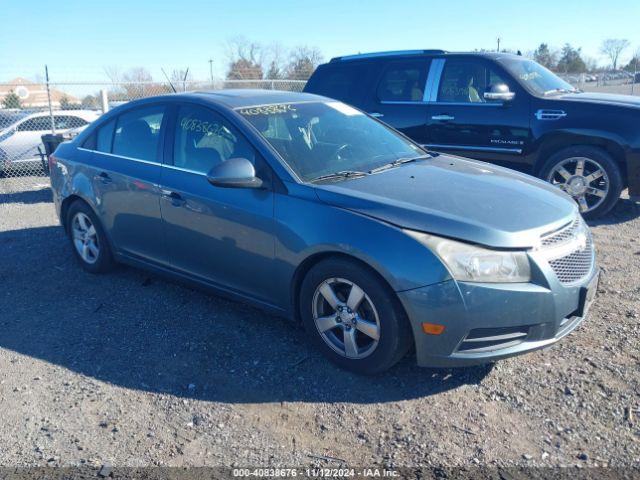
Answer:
(404, 230, 531, 283)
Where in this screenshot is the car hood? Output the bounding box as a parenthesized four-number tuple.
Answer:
(313, 156, 577, 248)
(558, 91, 640, 109)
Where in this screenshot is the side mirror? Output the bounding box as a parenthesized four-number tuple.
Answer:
(483, 84, 515, 102)
(206, 157, 263, 189)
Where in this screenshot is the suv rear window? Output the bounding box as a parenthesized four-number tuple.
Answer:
(305, 63, 371, 105)
(376, 60, 430, 102)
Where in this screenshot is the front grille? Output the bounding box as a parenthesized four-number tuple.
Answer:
(541, 218, 580, 247)
(541, 217, 594, 285)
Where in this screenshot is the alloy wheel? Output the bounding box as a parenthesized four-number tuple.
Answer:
(547, 157, 609, 214)
(71, 212, 100, 264)
(312, 278, 381, 359)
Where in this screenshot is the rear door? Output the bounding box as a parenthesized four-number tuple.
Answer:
(425, 56, 532, 166)
(362, 58, 431, 145)
(82, 104, 167, 263)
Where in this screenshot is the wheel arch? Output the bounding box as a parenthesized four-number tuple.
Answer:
(60, 194, 117, 255)
(533, 132, 627, 182)
(60, 194, 91, 232)
(289, 251, 411, 328)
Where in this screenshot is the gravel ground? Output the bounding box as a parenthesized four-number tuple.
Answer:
(0, 176, 639, 473)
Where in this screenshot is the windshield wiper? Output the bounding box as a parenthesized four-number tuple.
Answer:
(369, 155, 430, 174)
(311, 170, 370, 183)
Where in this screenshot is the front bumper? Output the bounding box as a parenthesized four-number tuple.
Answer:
(398, 267, 598, 368)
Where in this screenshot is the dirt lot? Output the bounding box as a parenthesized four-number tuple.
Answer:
(0, 177, 639, 473)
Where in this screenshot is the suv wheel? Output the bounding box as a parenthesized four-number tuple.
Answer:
(540, 146, 623, 219)
(66, 201, 115, 273)
(299, 258, 412, 374)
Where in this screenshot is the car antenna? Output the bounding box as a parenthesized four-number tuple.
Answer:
(162, 68, 177, 93)
(182, 67, 190, 92)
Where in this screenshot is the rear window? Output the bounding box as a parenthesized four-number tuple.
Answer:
(305, 63, 371, 106)
(82, 118, 115, 152)
(112, 106, 165, 161)
(376, 60, 430, 102)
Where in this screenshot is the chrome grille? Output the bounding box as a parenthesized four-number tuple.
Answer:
(541, 217, 594, 285)
(541, 218, 580, 247)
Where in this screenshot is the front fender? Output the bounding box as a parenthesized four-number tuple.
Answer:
(272, 187, 451, 311)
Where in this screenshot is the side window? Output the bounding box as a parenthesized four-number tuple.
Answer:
(97, 119, 116, 152)
(112, 105, 165, 161)
(17, 116, 53, 132)
(376, 61, 430, 102)
(82, 119, 114, 151)
(173, 104, 255, 174)
(437, 59, 509, 103)
(305, 63, 371, 105)
(55, 116, 89, 130)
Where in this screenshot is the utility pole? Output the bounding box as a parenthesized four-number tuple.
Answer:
(496, 37, 501, 52)
(208, 58, 214, 86)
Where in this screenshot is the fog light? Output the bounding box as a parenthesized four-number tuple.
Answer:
(422, 323, 445, 335)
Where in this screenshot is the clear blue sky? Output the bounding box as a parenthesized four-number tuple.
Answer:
(1, 0, 638, 82)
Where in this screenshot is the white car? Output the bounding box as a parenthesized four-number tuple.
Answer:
(0, 110, 100, 174)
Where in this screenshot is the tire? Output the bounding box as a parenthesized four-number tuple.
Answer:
(66, 200, 115, 273)
(299, 258, 412, 374)
(539, 146, 623, 219)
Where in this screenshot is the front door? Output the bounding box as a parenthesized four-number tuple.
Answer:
(363, 59, 432, 145)
(160, 103, 276, 303)
(425, 57, 532, 167)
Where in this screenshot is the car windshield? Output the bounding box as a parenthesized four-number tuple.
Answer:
(237, 101, 427, 182)
(498, 57, 578, 96)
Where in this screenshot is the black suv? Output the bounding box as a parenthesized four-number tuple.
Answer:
(304, 50, 640, 218)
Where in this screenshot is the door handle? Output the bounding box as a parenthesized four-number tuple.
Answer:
(161, 189, 186, 207)
(431, 114, 455, 121)
(369, 112, 384, 118)
(97, 172, 112, 184)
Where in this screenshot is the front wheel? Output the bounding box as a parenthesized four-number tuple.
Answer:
(540, 146, 623, 219)
(299, 258, 412, 374)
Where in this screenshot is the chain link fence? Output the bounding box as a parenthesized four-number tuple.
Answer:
(1, 69, 638, 195)
(0, 78, 306, 194)
(561, 71, 640, 95)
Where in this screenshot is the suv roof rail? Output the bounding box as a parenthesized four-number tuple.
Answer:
(330, 50, 446, 62)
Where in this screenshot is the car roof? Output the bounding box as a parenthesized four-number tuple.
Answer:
(21, 109, 101, 120)
(328, 50, 522, 63)
(187, 89, 328, 108)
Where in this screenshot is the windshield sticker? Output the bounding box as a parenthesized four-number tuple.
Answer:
(180, 118, 225, 135)
(238, 104, 297, 116)
(325, 101, 362, 116)
(519, 72, 541, 81)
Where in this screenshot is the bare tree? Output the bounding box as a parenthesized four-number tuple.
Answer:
(264, 43, 287, 80)
(600, 38, 630, 70)
(103, 65, 123, 83)
(285, 46, 323, 80)
(224, 36, 264, 80)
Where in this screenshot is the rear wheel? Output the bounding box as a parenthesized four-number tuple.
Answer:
(540, 146, 623, 219)
(299, 258, 412, 374)
(66, 201, 115, 273)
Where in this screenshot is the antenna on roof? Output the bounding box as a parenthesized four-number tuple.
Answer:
(162, 68, 177, 93)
